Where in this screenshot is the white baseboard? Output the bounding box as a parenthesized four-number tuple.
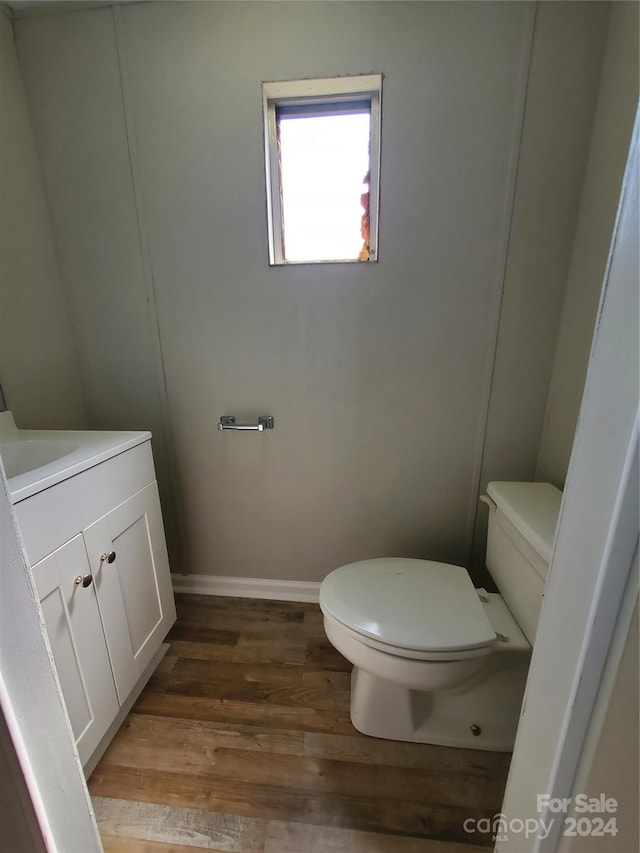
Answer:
(171, 573, 321, 603)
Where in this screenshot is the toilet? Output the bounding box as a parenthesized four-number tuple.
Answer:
(319, 481, 562, 752)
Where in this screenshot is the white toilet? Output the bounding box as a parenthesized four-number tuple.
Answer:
(319, 481, 562, 752)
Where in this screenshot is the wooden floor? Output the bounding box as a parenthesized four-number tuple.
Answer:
(88, 594, 511, 852)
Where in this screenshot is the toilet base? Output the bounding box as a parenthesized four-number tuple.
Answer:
(349, 650, 529, 752)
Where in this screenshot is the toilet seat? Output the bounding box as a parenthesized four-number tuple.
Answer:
(323, 610, 494, 662)
(320, 558, 497, 657)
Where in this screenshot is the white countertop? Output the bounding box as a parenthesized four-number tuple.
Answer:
(0, 414, 151, 503)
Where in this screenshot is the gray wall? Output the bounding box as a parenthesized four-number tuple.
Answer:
(0, 10, 86, 429)
(536, 0, 640, 487)
(13, 4, 182, 564)
(470, 0, 610, 577)
(12, 1, 610, 582)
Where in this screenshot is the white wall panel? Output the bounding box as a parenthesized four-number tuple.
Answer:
(118, 0, 531, 581)
(0, 12, 86, 429)
(14, 2, 609, 582)
(536, 0, 640, 487)
(470, 0, 610, 578)
(15, 7, 180, 565)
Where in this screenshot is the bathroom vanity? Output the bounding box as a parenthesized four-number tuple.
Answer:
(0, 414, 176, 774)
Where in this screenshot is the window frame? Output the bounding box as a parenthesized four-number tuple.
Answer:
(262, 74, 382, 266)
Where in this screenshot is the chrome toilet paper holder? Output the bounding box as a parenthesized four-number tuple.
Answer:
(218, 415, 274, 432)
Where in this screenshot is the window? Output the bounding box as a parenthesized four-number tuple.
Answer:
(263, 75, 382, 265)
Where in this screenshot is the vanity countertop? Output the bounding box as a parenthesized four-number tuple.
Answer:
(0, 412, 150, 503)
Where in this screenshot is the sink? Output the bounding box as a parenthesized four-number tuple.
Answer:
(0, 411, 151, 503)
(0, 439, 80, 478)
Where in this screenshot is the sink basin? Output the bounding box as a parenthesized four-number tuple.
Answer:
(0, 439, 80, 478)
(0, 411, 151, 503)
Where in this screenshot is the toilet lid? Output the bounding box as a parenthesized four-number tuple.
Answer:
(320, 558, 496, 653)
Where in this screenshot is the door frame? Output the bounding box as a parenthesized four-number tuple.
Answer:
(496, 107, 639, 852)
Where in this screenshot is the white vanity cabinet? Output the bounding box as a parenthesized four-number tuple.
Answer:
(14, 439, 176, 772)
(83, 481, 175, 703)
(30, 536, 120, 767)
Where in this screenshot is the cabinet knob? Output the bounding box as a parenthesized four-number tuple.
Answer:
(74, 574, 93, 588)
(100, 551, 117, 564)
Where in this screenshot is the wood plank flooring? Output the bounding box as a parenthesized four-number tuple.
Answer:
(89, 594, 511, 852)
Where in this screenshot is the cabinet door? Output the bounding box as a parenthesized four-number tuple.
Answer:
(83, 481, 177, 703)
(31, 536, 119, 767)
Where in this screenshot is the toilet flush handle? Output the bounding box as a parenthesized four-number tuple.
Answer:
(479, 494, 496, 512)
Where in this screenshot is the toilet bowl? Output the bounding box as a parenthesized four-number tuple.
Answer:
(319, 481, 562, 752)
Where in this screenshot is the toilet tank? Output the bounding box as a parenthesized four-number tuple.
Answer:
(482, 482, 562, 645)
